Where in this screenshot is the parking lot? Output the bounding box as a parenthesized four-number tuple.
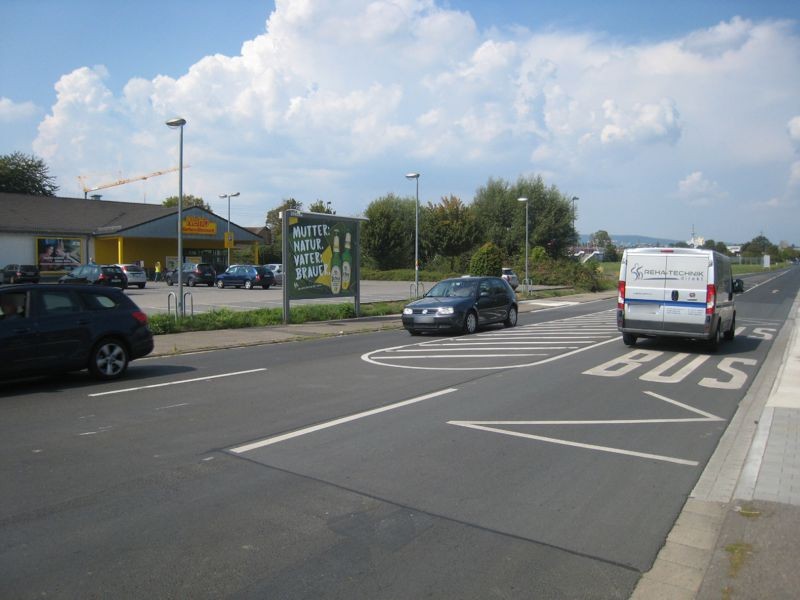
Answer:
(120, 279, 426, 315)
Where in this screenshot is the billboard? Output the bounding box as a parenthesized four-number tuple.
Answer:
(37, 237, 83, 272)
(284, 213, 360, 300)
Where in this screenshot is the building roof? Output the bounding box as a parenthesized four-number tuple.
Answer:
(0, 192, 175, 235)
(0, 193, 263, 242)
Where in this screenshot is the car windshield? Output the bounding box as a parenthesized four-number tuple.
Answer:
(426, 279, 478, 298)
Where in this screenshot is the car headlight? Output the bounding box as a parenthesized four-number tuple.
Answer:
(437, 306, 454, 315)
(402, 307, 413, 315)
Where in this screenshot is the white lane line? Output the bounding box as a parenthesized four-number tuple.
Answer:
(156, 402, 190, 410)
(383, 346, 579, 352)
(230, 388, 458, 453)
(88, 368, 267, 397)
(375, 353, 551, 359)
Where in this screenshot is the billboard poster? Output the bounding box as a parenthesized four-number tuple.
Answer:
(286, 213, 359, 300)
(37, 237, 83, 272)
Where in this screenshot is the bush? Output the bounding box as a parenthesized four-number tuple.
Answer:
(469, 242, 504, 276)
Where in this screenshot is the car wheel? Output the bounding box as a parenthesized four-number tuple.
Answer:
(166, 277, 173, 286)
(89, 338, 129, 380)
(462, 311, 478, 335)
(263, 283, 271, 290)
(138, 283, 145, 289)
(216, 279, 225, 289)
(504, 306, 518, 328)
(244, 280, 253, 290)
(189, 278, 197, 287)
(9, 276, 16, 284)
(724, 314, 736, 341)
(622, 333, 637, 346)
(207, 282, 214, 287)
(408, 329, 421, 336)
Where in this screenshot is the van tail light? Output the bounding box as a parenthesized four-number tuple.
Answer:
(132, 311, 148, 325)
(98, 273, 106, 281)
(706, 284, 716, 315)
(617, 280, 626, 310)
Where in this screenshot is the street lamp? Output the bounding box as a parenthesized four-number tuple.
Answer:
(571, 196, 579, 243)
(518, 197, 529, 294)
(405, 172, 420, 296)
(219, 192, 240, 267)
(166, 117, 186, 317)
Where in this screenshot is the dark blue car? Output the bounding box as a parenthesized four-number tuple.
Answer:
(401, 276, 518, 335)
(215, 265, 275, 289)
(0, 284, 153, 381)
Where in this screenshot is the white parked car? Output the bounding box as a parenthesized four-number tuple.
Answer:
(115, 263, 147, 289)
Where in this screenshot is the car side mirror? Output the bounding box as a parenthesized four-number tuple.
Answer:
(733, 279, 744, 293)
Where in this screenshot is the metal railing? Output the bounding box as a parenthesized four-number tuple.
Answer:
(167, 291, 194, 320)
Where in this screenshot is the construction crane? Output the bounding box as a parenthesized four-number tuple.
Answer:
(77, 165, 190, 199)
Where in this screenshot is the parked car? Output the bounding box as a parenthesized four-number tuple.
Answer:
(115, 263, 147, 289)
(402, 276, 518, 335)
(216, 265, 275, 289)
(263, 263, 284, 285)
(501, 268, 519, 290)
(0, 284, 154, 380)
(165, 262, 216, 287)
(1, 264, 40, 284)
(57, 264, 127, 288)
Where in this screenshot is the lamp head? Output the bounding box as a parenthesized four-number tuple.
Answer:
(166, 117, 186, 128)
(405, 172, 420, 180)
(517, 197, 528, 203)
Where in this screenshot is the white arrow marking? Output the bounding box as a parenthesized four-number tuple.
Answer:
(448, 391, 722, 466)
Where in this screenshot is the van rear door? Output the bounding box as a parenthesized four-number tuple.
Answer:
(623, 252, 669, 332)
(661, 253, 708, 335)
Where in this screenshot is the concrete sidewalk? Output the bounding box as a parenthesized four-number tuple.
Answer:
(633, 293, 800, 599)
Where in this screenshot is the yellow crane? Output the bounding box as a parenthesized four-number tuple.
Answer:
(77, 165, 190, 199)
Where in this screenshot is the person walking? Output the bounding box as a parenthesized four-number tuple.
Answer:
(154, 260, 161, 282)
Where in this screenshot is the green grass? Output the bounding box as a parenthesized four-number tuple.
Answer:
(148, 300, 407, 335)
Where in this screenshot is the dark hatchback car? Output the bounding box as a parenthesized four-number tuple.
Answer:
(1, 264, 40, 284)
(0, 285, 154, 380)
(402, 276, 518, 335)
(165, 262, 216, 287)
(58, 264, 127, 288)
(216, 265, 275, 289)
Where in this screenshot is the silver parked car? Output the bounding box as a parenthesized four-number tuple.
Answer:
(115, 264, 147, 289)
(263, 263, 284, 285)
(501, 268, 519, 290)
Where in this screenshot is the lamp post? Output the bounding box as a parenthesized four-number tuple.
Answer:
(571, 196, 579, 243)
(518, 197, 529, 294)
(405, 172, 420, 296)
(166, 117, 186, 317)
(219, 192, 240, 267)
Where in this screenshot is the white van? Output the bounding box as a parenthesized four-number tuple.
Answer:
(617, 247, 743, 349)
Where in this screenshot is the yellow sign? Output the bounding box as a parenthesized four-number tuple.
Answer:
(182, 216, 217, 235)
(224, 231, 235, 248)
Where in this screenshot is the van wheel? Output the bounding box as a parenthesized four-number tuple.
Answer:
(622, 333, 637, 346)
(244, 280, 253, 290)
(708, 322, 722, 351)
(724, 315, 736, 341)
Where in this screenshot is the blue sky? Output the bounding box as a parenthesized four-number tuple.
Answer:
(2, 0, 799, 245)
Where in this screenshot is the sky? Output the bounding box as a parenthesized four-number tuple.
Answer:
(2, 0, 799, 245)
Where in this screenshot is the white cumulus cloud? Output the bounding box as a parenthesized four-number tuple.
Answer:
(0, 97, 38, 122)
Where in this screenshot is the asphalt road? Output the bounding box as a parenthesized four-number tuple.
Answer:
(2, 268, 798, 599)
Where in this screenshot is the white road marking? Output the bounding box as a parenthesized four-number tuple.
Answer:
(156, 402, 190, 410)
(448, 391, 723, 466)
(230, 388, 458, 453)
(88, 368, 267, 397)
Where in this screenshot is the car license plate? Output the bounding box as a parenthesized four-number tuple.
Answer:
(415, 316, 434, 324)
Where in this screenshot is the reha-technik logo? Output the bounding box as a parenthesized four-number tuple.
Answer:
(631, 263, 643, 280)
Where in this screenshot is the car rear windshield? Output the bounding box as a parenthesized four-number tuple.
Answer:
(124, 265, 144, 272)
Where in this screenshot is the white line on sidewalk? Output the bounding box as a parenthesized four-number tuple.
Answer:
(230, 388, 458, 453)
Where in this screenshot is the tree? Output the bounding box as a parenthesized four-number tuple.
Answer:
(741, 235, 779, 258)
(361, 194, 416, 270)
(421, 195, 479, 271)
(307, 200, 335, 214)
(162, 194, 211, 210)
(0, 152, 59, 196)
(263, 198, 303, 262)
